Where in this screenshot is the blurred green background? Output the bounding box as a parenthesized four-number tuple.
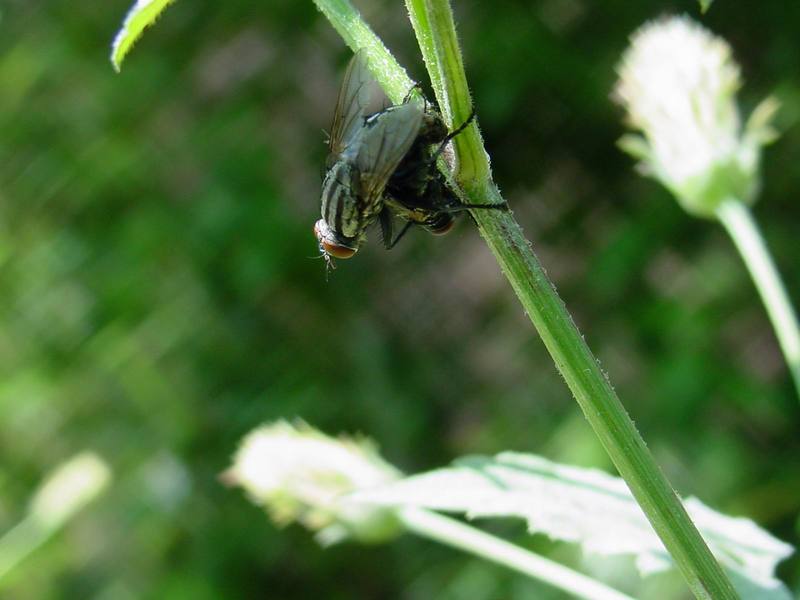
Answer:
(1, 0, 799, 598)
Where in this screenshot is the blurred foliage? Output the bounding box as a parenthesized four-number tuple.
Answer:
(0, 0, 798, 598)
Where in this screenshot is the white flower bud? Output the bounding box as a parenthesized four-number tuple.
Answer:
(29, 453, 111, 530)
(224, 421, 402, 545)
(614, 16, 778, 217)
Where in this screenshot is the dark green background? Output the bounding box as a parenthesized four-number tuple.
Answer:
(1, 0, 798, 598)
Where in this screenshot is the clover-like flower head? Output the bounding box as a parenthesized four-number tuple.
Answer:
(225, 421, 402, 545)
(615, 16, 778, 217)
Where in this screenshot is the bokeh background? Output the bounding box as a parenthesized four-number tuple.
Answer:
(1, 0, 799, 598)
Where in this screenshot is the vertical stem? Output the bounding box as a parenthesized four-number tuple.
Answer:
(716, 199, 800, 399)
(404, 1, 738, 598)
(406, 0, 489, 184)
(311, 0, 738, 596)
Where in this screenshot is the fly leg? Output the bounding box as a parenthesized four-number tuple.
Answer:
(387, 221, 414, 250)
(379, 205, 416, 250)
(430, 109, 477, 163)
(438, 202, 509, 213)
(428, 110, 509, 212)
(402, 83, 424, 105)
(378, 206, 394, 249)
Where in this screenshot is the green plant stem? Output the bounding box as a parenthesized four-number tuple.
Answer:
(311, 0, 415, 103)
(404, 1, 738, 599)
(397, 507, 635, 600)
(310, 0, 737, 597)
(0, 518, 51, 585)
(716, 199, 800, 399)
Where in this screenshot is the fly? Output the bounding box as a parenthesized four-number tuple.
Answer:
(314, 50, 423, 267)
(378, 102, 485, 248)
(375, 84, 511, 250)
(315, 50, 505, 269)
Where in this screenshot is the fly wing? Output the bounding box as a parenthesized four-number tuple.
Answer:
(354, 103, 424, 215)
(328, 49, 373, 161)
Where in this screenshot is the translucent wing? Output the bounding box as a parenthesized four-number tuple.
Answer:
(328, 49, 373, 161)
(354, 103, 424, 214)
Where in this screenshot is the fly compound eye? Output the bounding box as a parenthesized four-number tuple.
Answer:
(427, 215, 455, 235)
(320, 241, 356, 259)
(314, 220, 357, 259)
(313, 219, 327, 243)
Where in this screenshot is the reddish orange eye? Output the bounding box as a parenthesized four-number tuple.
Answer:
(314, 220, 357, 259)
(321, 241, 356, 259)
(429, 218, 455, 235)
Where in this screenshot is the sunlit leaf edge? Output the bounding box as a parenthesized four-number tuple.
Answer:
(111, 0, 178, 72)
(352, 452, 794, 599)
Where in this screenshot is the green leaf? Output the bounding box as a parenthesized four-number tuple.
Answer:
(699, 0, 713, 13)
(354, 452, 793, 599)
(110, 0, 177, 72)
(744, 96, 781, 146)
(616, 133, 651, 162)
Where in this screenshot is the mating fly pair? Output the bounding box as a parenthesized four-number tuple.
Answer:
(314, 50, 498, 268)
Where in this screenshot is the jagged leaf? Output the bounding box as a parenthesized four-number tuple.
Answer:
(111, 0, 177, 72)
(353, 452, 793, 599)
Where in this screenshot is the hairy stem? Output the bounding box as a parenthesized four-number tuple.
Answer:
(311, 0, 738, 597)
(716, 199, 800, 399)
(404, 0, 738, 598)
(312, 0, 414, 102)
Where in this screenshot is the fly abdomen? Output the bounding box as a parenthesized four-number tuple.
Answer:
(321, 161, 361, 240)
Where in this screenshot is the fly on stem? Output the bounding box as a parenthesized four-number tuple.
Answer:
(314, 50, 506, 271)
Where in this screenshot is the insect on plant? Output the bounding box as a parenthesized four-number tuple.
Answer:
(378, 94, 476, 247)
(314, 50, 504, 269)
(314, 50, 423, 265)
